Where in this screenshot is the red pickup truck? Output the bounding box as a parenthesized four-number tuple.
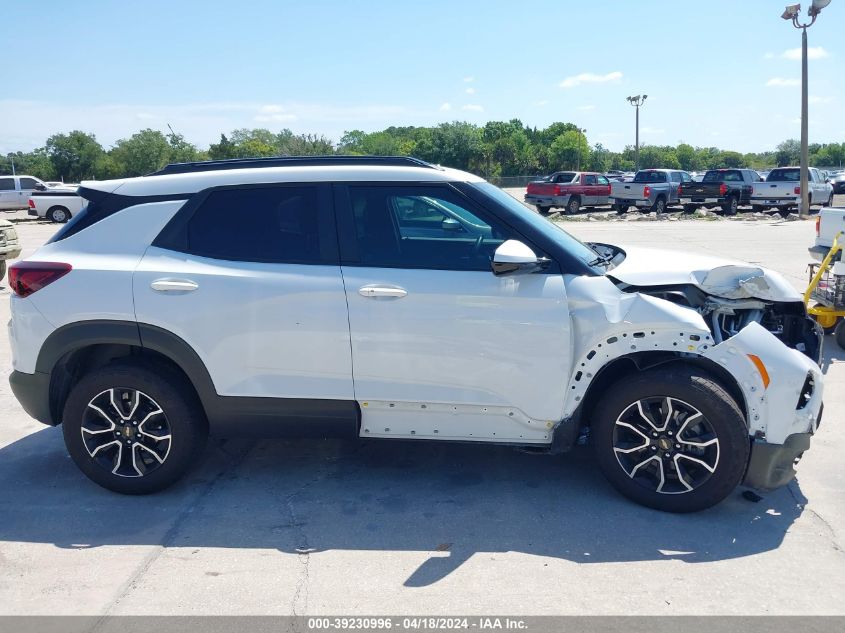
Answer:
(524, 171, 612, 214)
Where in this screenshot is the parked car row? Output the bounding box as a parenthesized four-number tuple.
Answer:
(526, 165, 839, 216)
(0, 174, 78, 212)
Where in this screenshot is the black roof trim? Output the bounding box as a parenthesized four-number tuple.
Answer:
(150, 155, 440, 176)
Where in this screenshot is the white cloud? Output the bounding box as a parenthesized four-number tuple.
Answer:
(461, 104, 483, 112)
(559, 71, 622, 88)
(439, 102, 452, 111)
(782, 46, 829, 60)
(465, 87, 476, 95)
(254, 104, 297, 122)
(577, 104, 596, 111)
(463, 76, 474, 83)
(534, 99, 549, 106)
(766, 77, 800, 87)
(763, 52, 775, 59)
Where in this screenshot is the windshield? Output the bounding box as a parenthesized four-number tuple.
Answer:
(633, 171, 667, 183)
(472, 182, 604, 271)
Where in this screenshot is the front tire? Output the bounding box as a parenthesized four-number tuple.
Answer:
(683, 204, 697, 213)
(62, 361, 208, 494)
(591, 367, 749, 512)
(835, 319, 845, 351)
(47, 206, 70, 223)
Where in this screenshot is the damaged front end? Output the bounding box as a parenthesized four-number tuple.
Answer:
(619, 284, 823, 364)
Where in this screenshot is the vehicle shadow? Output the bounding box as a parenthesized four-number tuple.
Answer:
(0, 425, 807, 587)
(821, 332, 844, 373)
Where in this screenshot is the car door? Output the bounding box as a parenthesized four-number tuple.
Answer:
(0, 177, 17, 210)
(596, 175, 611, 205)
(17, 176, 41, 210)
(133, 183, 354, 404)
(582, 174, 599, 205)
(335, 182, 571, 444)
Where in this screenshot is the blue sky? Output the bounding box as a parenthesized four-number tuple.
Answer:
(1, 0, 841, 154)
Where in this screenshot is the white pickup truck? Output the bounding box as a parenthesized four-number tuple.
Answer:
(751, 166, 833, 216)
(28, 187, 85, 223)
(810, 206, 845, 262)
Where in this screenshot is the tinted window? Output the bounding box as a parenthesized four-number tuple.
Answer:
(187, 186, 327, 264)
(553, 173, 576, 183)
(347, 186, 515, 271)
(0, 178, 15, 191)
(19, 177, 39, 190)
(703, 170, 742, 182)
(768, 169, 800, 182)
(583, 174, 597, 185)
(633, 171, 668, 183)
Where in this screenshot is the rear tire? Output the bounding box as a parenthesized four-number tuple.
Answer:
(683, 204, 697, 213)
(835, 319, 845, 351)
(47, 206, 70, 223)
(615, 203, 629, 214)
(536, 205, 551, 215)
(652, 197, 666, 214)
(722, 196, 738, 216)
(62, 361, 208, 494)
(591, 367, 749, 513)
(566, 197, 581, 215)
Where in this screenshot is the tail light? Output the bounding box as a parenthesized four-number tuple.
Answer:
(8, 262, 72, 298)
(719, 183, 728, 196)
(553, 184, 561, 196)
(816, 216, 821, 235)
(677, 184, 683, 196)
(794, 186, 801, 195)
(643, 185, 652, 198)
(28, 199, 35, 209)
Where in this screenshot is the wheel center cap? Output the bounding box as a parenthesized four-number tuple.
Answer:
(122, 425, 136, 440)
(657, 437, 672, 451)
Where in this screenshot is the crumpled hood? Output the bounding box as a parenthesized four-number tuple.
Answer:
(608, 245, 801, 302)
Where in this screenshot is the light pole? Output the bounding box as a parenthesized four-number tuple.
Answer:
(626, 95, 647, 171)
(782, 0, 831, 218)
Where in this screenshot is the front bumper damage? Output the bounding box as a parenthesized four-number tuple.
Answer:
(701, 322, 824, 489)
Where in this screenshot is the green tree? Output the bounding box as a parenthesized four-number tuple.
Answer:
(3, 149, 56, 180)
(676, 143, 698, 171)
(549, 130, 589, 170)
(775, 139, 800, 166)
(45, 131, 105, 181)
(110, 129, 172, 176)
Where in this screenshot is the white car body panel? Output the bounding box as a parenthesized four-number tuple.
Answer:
(81, 165, 483, 198)
(7, 297, 55, 374)
(133, 247, 354, 400)
(25, 201, 186, 329)
(342, 267, 571, 443)
(609, 245, 801, 301)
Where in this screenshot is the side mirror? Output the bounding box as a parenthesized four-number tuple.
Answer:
(441, 217, 462, 232)
(34, 184, 47, 191)
(492, 240, 546, 276)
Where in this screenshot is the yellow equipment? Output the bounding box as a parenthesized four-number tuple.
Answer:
(805, 231, 845, 349)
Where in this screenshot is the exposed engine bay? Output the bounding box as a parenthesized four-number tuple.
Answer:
(587, 242, 823, 363)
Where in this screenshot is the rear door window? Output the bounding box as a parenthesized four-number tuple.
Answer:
(633, 171, 667, 183)
(184, 186, 335, 264)
(583, 174, 597, 185)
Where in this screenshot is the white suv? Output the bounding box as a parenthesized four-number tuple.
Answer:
(7, 156, 825, 512)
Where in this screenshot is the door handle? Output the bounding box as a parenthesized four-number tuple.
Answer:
(358, 285, 407, 298)
(151, 279, 199, 293)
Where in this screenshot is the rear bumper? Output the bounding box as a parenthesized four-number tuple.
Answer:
(524, 194, 571, 207)
(680, 196, 727, 205)
(743, 432, 813, 490)
(27, 208, 38, 216)
(750, 197, 799, 208)
(9, 370, 55, 426)
(612, 197, 652, 207)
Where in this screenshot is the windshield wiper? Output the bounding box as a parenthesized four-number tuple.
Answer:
(587, 253, 613, 268)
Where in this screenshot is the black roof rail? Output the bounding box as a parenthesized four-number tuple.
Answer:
(149, 155, 439, 176)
